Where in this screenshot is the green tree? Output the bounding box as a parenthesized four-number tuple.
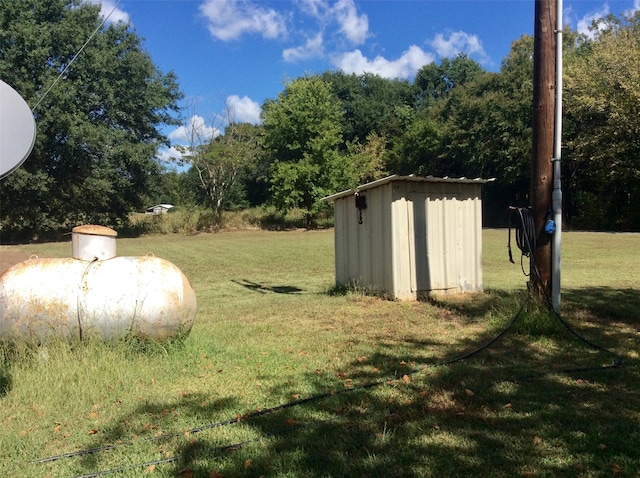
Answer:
(420, 37, 535, 225)
(180, 116, 261, 224)
(345, 132, 390, 184)
(438, 73, 532, 182)
(386, 114, 441, 176)
(406, 40, 532, 184)
(262, 76, 356, 226)
(414, 54, 485, 107)
(146, 168, 199, 209)
(564, 12, 640, 229)
(379, 55, 485, 178)
(0, 0, 181, 241)
(322, 71, 416, 144)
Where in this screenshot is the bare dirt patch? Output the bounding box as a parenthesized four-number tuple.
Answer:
(0, 248, 38, 275)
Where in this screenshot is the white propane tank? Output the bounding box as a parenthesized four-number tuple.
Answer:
(0, 255, 197, 342)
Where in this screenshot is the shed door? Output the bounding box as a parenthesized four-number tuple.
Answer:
(408, 193, 462, 293)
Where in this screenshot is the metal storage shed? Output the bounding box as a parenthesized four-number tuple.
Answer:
(324, 175, 494, 301)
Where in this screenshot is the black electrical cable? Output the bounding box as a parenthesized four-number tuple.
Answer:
(34, 211, 625, 475)
(33, 385, 376, 465)
(62, 308, 527, 478)
(35, 305, 623, 477)
(508, 206, 536, 275)
(507, 204, 624, 368)
(41, 287, 623, 478)
(34, 301, 527, 468)
(72, 419, 339, 478)
(72, 436, 264, 478)
(413, 297, 528, 370)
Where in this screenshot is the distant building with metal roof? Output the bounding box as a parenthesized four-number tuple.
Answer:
(145, 204, 174, 215)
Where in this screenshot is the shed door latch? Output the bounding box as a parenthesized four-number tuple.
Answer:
(355, 193, 367, 224)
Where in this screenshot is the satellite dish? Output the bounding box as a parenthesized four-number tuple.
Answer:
(0, 79, 36, 179)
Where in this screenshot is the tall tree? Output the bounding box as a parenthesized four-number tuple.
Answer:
(414, 54, 485, 107)
(403, 37, 535, 225)
(564, 11, 640, 230)
(386, 114, 441, 176)
(0, 0, 182, 241)
(345, 132, 390, 183)
(425, 37, 534, 186)
(322, 71, 415, 144)
(262, 76, 356, 226)
(179, 112, 261, 224)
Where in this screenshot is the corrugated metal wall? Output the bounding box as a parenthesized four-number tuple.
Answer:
(334, 182, 395, 296)
(332, 178, 484, 300)
(403, 181, 483, 298)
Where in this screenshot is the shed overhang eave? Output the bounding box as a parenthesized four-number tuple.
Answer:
(321, 174, 496, 202)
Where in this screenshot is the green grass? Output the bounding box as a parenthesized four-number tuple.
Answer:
(0, 229, 638, 477)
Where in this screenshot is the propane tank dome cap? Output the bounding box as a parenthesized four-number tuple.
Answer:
(71, 225, 117, 260)
(72, 225, 118, 237)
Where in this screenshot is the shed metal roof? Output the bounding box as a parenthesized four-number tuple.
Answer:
(322, 174, 495, 202)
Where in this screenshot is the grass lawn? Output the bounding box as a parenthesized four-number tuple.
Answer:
(0, 229, 638, 477)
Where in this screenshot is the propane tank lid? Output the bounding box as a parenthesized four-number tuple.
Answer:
(72, 225, 118, 237)
(71, 225, 117, 260)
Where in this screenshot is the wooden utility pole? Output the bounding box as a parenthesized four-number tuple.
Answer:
(530, 0, 556, 297)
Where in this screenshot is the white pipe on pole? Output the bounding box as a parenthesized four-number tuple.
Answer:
(551, 0, 563, 312)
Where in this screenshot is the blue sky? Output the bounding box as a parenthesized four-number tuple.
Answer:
(90, 0, 640, 162)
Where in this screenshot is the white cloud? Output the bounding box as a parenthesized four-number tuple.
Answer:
(576, 4, 611, 39)
(199, 0, 287, 41)
(283, 32, 325, 62)
(86, 0, 130, 23)
(167, 101, 259, 149)
(156, 145, 185, 163)
(297, 0, 368, 44)
(225, 95, 262, 124)
(196, 0, 366, 63)
(298, 0, 327, 19)
(333, 0, 368, 45)
(298, 0, 369, 48)
(333, 45, 434, 79)
(430, 31, 486, 59)
(168, 115, 220, 144)
(168, 125, 190, 144)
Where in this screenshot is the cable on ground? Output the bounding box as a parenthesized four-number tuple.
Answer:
(33, 207, 625, 476)
(36, 300, 527, 467)
(507, 203, 623, 368)
(39, 287, 621, 478)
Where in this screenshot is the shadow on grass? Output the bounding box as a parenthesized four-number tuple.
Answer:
(426, 289, 518, 320)
(174, 286, 638, 477)
(33, 286, 639, 477)
(0, 366, 10, 397)
(563, 287, 640, 326)
(231, 279, 304, 295)
(65, 394, 240, 475)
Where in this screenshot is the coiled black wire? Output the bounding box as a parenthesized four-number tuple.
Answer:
(507, 204, 623, 367)
(508, 206, 536, 275)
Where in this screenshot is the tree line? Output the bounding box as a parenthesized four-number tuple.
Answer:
(1, 1, 638, 241)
